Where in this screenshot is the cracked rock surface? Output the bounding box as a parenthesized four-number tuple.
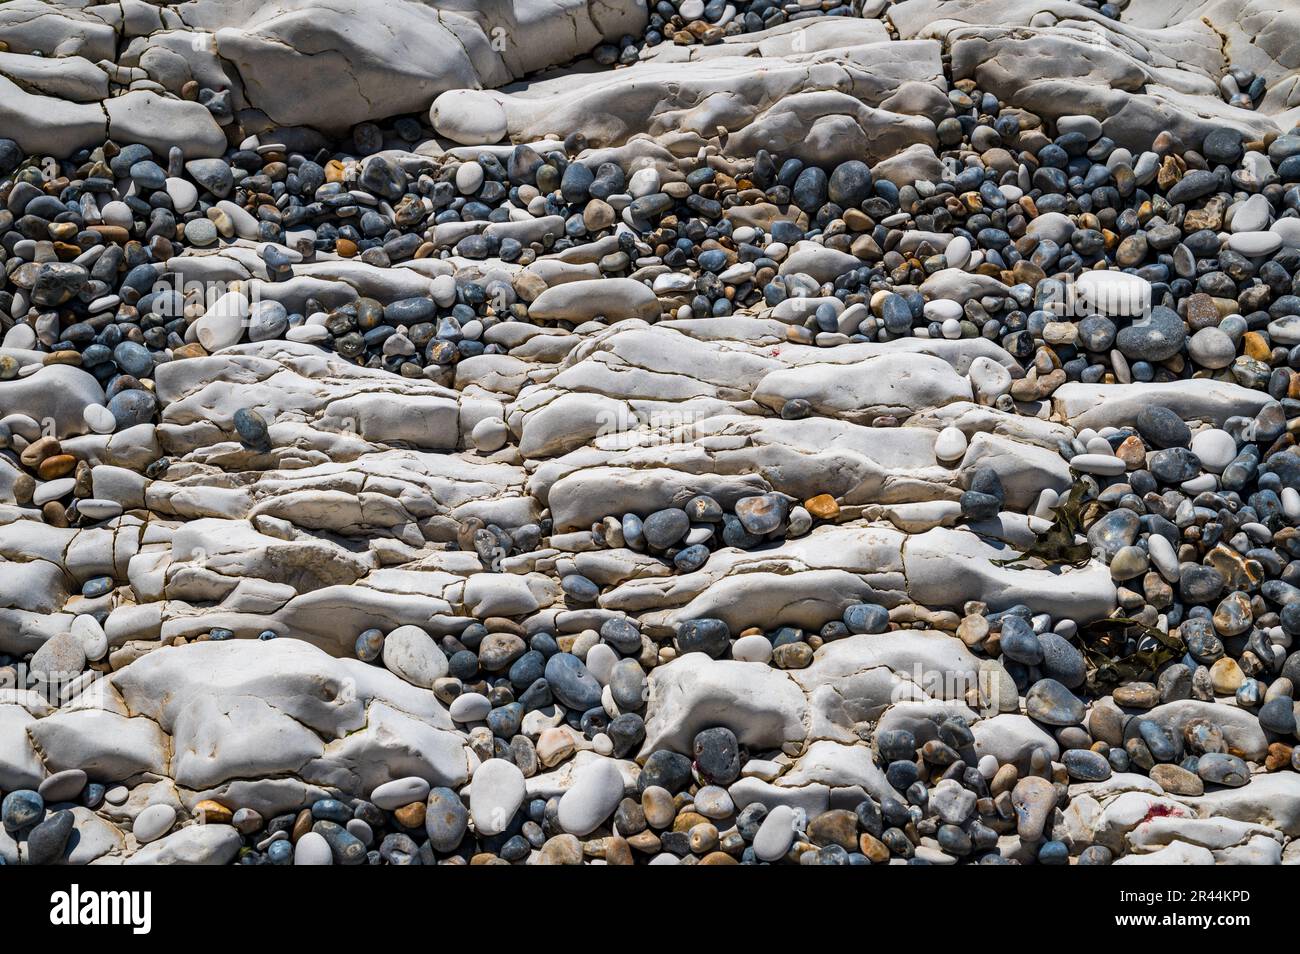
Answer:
(1, 0, 1300, 866)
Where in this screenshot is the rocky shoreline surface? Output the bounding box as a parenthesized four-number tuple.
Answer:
(1, 0, 1300, 865)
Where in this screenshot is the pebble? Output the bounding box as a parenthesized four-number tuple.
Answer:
(557, 758, 624, 835)
(132, 804, 178, 843)
(753, 804, 797, 862)
(471, 759, 525, 837)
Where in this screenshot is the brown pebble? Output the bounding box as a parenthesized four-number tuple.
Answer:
(37, 454, 77, 480)
(699, 850, 738, 865)
(291, 807, 313, 842)
(42, 501, 68, 527)
(804, 493, 840, 520)
(194, 799, 234, 824)
(394, 801, 425, 828)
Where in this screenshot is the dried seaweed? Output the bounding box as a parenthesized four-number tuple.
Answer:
(992, 480, 1095, 569)
(1076, 616, 1186, 695)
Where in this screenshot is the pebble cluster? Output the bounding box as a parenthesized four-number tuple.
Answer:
(635, 0, 865, 51)
(3, 0, 1300, 866)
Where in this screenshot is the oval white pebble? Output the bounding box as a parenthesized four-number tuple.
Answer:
(1146, 533, 1179, 583)
(1282, 486, 1300, 521)
(1069, 453, 1126, 476)
(33, 478, 76, 506)
(76, 499, 124, 521)
(448, 691, 492, 723)
(71, 614, 109, 662)
(1190, 428, 1237, 473)
(731, 634, 773, 663)
(934, 426, 968, 462)
(371, 776, 431, 810)
(132, 804, 177, 844)
(753, 804, 797, 861)
(557, 757, 624, 836)
(294, 831, 333, 865)
(83, 403, 117, 434)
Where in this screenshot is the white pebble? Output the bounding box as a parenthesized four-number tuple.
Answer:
(83, 403, 117, 434)
(1069, 453, 1126, 476)
(294, 831, 333, 865)
(1180, 473, 1218, 493)
(1282, 486, 1300, 521)
(934, 426, 968, 462)
(449, 691, 491, 723)
(371, 776, 431, 810)
(731, 634, 773, 663)
(1146, 533, 1179, 583)
(1190, 427, 1237, 472)
(471, 417, 509, 453)
(1032, 487, 1059, 520)
(71, 615, 109, 662)
(132, 804, 177, 844)
(455, 161, 484, 194)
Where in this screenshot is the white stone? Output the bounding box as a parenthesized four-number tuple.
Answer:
(1190, 428, 1236, 473)
(470, 758, 526, 837)
(132, 804, 177, 844)
(1283, 487, 1300, 522)
(1069, 453, 1126, 476)
(77, 499, 123, 521)
(381, 625, 448, 688)
(371, 776, 431, 810)
(1187, 327, 1235, 369)
(71, 615, 108, 662)
(1146, 532, 1179, 583)
(944, 235, 971, 269)
(1227, 232, 1282, 257)
(193, 290, 249, 352)
(455, 161, 485, 194)
(731, 634, 773, 663)
(1076, 270, 1151, 317)
(33, 478, 76, 506)
(923, 298, 963, 322)
(166, 177, 199, 214)
(557, 756, 624, 836)
(294, 831, 333, 865)
(2, 324, 37, 349)
(628, 168, 661, 198)
(934, 426, 968, 462)
(430, 90, 508, 146)
(1230, 194, 1271, 233)
(967, 356, 1012, 401)
(448, 692, 492, 723)
(471, 417, 509, 452)
(753, 804, 797, 861)
(82, 403, 117, 434)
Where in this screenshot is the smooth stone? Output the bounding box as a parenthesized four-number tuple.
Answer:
(371, 777, 431, 811)
(557, 757, 625, 836)
(934, 426, 968, 462)
(425, 787, 469, 852)
(1189, 429, 1236, 473)
(544, 652, 602, 710)
(731, 634, 774, 663)
(753, 804, 797, 862)
(132, 804, 177, 844)
(381, 625, 448, 688)
(470, 759, 526, 837)
(1076, 270, 1150, 317)
(449, 692, 492, 723)
(1025, 678, 1086, 725)
(38, 769, 87, 803)
(82, 403, 117, 435)
(294, 831, 333, 865)
(1070, 453, 1126, 476)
